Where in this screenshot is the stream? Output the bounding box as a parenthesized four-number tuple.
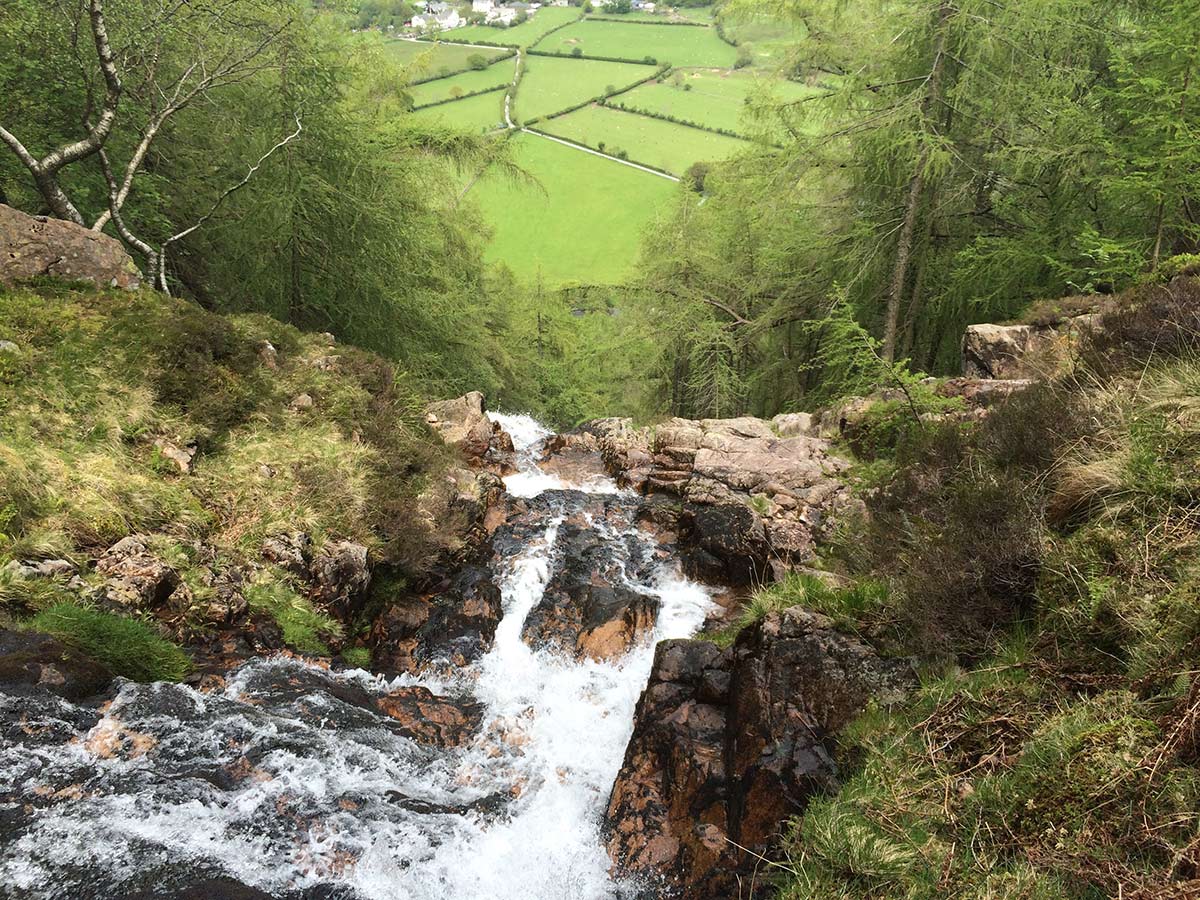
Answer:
(0, 414, 715, 899)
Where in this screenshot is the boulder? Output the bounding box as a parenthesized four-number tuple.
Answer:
(604, 608, 911, 899)
(153, 437, 195, 474)
(96, 535, 180, 609)
(425, 391, 496, 460)
(962, 315, 1097, 380)
(0, 629, 113, 700)
(772, 412, 815, 437)
(521, 519, 660, 661)
(0, 203, 141, 290)
(309, 540, 371, 619)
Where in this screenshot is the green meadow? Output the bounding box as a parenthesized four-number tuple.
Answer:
(411, 89, 506, 132)
(466, 132, 677, 286)
(540, 104, 749, 174)
(515, 56, 651, 122)
(408, 61, 512, 106)
(383, 38, 508, 75)
(443, 6, 581, 46)
(534, 20, 737, 67)
(614, 68, 819, 134)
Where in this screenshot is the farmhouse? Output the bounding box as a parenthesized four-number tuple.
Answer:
(472, 0, 496, 11)
(412, 3, 463, 30)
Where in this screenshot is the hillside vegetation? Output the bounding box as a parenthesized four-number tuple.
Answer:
(722, 275, 1200, 899)
(0, 283, 452, 677)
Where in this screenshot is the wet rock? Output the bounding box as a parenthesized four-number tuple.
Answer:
(116, 875, 277, 899)
(202, 567, 250, 625)
(261, 531, 312, 577)
(521, 520, 660, 661)
(679, 497, 769, 586)
(371, 562, 502, 673)
(96, 535, 180, 609)
(415, 468, 505, 566)
(604, 608, 912, 899)
(309, 540, 370, 620)
(0, 203, 142, 290)
(0, 629, 112, 700)
(375, 685, 484, 747)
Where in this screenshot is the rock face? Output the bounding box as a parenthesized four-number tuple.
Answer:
(375, 685, 484, 747)
(0, 203, 141, 290)
(309, 540, 371, 619)
(604, 608, 911, 899)
(560, 416, 853, 584)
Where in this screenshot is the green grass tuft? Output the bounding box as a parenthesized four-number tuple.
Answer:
(28, 602, 191, 682)
(245, 578, 343, 656)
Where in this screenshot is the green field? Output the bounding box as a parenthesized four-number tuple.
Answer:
(408, 61, 513, 107)
(594, 7, 714, 24)
(534, 20, 737, 67)
(540, 104, 749, 174)
(614, 68, 818, 133)
(466, 132, 677, 285)
(721, 15, 805, 67)
(516, 56, 651, 122)
(411, 89, 506, 132)
(383, 39, 508, 76)
(444, 6, 581, 47)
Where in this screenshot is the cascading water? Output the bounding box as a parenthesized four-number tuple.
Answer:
(0, 414, 714, 900)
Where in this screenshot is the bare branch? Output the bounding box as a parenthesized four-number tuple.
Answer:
(157, 114, 303, 294)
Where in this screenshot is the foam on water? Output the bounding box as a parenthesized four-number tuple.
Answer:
(0, 413, 714, 899)
(491, 412, 623, 499)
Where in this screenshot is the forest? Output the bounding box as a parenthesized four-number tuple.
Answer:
(1, 0, 1193, 427)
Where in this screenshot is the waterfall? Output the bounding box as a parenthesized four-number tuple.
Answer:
(0, 414, 714, 899)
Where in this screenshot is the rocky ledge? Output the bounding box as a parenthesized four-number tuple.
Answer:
(604, 608, 912, 898)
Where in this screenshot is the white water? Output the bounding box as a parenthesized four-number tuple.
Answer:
(0, 413, 714, 899)
(492, 412, 624, 499)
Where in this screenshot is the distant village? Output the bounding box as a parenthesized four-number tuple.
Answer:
(368, 0, 657, 34)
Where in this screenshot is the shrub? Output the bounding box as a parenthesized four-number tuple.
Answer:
(341, 646, 372, 669)
(29, 602, 190, 681)
(571, 46, 583, 57)
(467, 53, 488, 69)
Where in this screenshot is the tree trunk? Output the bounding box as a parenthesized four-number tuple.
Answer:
(882, 1, 953, 362)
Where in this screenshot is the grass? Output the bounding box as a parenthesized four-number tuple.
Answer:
(341, 646, 373, 669)
(29, 602, 191, 682)
(382, 38, 508, 77)
(515, 56, 651, 121)
(615, 67, 820, 134)
(444, 6, 581, 47)
(534, 19, 738, 67)
(407, 61, 512, 107)
(464, 131, 678, 286)
(411, 88, 507, 132)
(245, 578, 343, 656)
(720, 14, 805, 68)
(540, 103, 750, 174)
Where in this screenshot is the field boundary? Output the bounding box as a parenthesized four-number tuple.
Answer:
(437, 10, 584, 50)
(524, 126, 680, 180)
(394, 42, 516, 85)
(602, 97, 750, 141)
(525, 48, 663, 65)
(522, 63, 668, 125)
(584, 16, 710, 27)
(411, 82, 509, 111)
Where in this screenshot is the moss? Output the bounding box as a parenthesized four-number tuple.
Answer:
(341, 646, 372, 669)
(28, 602, 191, 682)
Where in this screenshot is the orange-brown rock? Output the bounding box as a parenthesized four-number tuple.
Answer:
(604, 608, 911, 899)
(375, 685, 483, 747)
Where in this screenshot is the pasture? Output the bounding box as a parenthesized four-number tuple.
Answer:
(384, 39, 509, 76)
(411, 89, 506, 132)
(534, 20, 737, 67)
(540, 104, 749, 174)
(408, 61, 513, 107)
(444, 6, 581, 46)
(614, 68, 818, 134)
(515, 56, 651, 122)
(465, 133, 677, 286)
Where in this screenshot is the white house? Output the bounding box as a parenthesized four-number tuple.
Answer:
(413, 6, 462, 30)
(486, 5, 517, 23)
(472, 0, 495, 13)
